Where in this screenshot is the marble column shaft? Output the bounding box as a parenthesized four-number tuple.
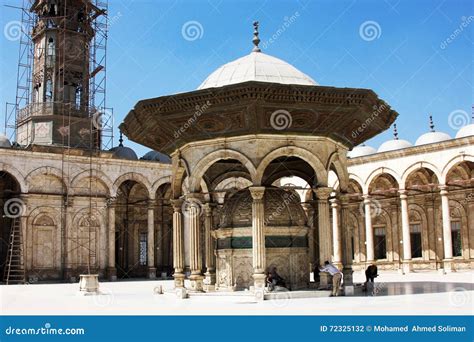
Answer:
(363, 195, 375, 262)
(440, 186, 453, 260)
(330, 198, 342, 265)
(250, 186, 266, 288)
(203, 204, 216, 284)
(315, 187, 333, 264)
(171, 199, 185, 287)
(399, 190, 412, 261)
(147, 199, 156, 278)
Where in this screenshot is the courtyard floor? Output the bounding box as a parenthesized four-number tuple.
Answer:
(1, 270, 472, 315)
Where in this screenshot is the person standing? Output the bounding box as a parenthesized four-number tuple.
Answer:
(319, 261, 342, 296)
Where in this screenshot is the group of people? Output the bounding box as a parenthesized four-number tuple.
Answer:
(265, 262, 379, 296)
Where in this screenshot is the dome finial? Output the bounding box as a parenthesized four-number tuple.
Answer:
(119, 132, 124, 147)
(429, 115, 435, 132)
(252, 21, 261, 52)
(393, 124, 399, 140)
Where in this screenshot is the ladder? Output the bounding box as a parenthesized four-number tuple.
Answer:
(3, 218, 25, 284)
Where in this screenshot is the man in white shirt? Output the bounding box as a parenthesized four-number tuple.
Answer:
(319, 261, 342, 296)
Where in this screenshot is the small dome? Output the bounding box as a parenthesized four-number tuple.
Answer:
(347, 145, 377, 158)
(456, 124, 474, 138)
(378, 139, 412, 153)
(0, 134, 12, 148)
(109, 146, 138, 160)
(415, 131, 451, 146)
(140, 150, 171, 163)
(198, 51, 317, 90)
(219, 187, 306, 228)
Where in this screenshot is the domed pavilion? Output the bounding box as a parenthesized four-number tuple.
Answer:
(121, 22, 397, 293)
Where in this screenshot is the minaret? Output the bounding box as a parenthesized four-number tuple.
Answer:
(16, 0, 105, 149)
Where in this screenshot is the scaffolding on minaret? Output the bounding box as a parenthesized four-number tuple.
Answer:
(4, 0, 113, 151)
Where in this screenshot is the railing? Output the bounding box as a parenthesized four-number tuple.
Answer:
(17, 102, 94, 122)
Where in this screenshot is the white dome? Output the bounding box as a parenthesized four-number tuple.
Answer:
(198, 51, 317, 90)
(415, 131, 451, 146)
(347, 145, 377, 158)
(456, 124, 474, 138)
(378, 139, 412, 153)
(0, 134, 11, 148)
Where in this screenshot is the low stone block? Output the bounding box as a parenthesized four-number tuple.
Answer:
(176, 288, 187, 299)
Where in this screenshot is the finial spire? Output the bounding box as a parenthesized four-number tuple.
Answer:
(429, 115, 435, 132)
(393, 124, 399, 140)
(119, 132, 124, 147)
(252, 21, 261, 52)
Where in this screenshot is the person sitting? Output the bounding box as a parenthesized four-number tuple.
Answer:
(266, 271, 274, 290)
(266, 267, 286, 291)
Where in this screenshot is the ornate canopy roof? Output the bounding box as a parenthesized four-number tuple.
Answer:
(120, 81, 397, 154)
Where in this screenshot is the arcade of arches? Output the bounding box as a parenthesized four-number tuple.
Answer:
(0, 139, 472, 290)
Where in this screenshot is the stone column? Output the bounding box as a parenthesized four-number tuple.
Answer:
(330, 198, 342, 269)
(340, 195, 354, 295)
(249, 186, 266, 288)
(203, 203, 216, 291)
(171, 199, 185, 288)
(363, 195, 375, 263)
(399, 190, 412, 273)
(147, 199, 156, 279)
(107, 197, 117, 281)
(301, 202, 316, 274)
(187, 194, 204, 291)
(314, 187, 333, 288)
(440, 186, 453, 272)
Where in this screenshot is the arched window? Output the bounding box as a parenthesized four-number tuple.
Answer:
(374, 227, 386, 260)
(409, 223, 422, 258)
(450, 207, 463, 257)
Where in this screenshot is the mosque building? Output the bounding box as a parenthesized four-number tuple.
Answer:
(1, 1, 472, 292)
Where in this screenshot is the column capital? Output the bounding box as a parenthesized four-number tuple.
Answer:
(171, 198, 184, 212)
(301, 201, 316, 213)
(147, 198, 157, 209)
(249, 186, 265, 200)
(338, 193, 351, 205)
(398, 189, 408, 199)
(314, 186, 333, 200)
(203, 203, 216, 216)
(439, 185, 449, 196)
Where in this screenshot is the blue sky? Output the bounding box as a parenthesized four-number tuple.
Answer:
(1, 0, 472, 156)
